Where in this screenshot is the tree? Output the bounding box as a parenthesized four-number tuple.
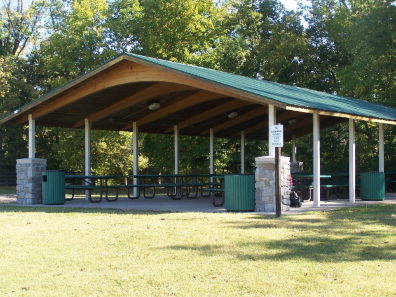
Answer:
(0, 0, 45, 170)
(107, 0, 223, 64)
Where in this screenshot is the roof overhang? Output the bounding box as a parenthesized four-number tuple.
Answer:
(1, 53, 395, 140)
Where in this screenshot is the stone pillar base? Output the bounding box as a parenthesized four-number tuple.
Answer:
(16, 158, 47, 204)
(255, 156, 291, 212)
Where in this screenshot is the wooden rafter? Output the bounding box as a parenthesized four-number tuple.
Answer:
(232, 110, 302, 137)
(284, 116, 347, 141)
(200, 106, 268, 136)
(163, 99, 251, 133)
(71, 83, 195, 128)
(122, 91, 225, 130)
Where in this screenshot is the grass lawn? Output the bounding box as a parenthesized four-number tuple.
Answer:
(0, 186, 16, 195)
(0, 204, 395, 296)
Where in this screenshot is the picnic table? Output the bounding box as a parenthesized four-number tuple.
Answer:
(292, 172, 361, 200)
(291, 173, 331, 201)
(65, 175, 120, 203)
(127, 173, 215, 200)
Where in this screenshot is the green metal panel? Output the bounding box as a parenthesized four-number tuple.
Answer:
(125, 54, 396, 122)
(224, 174, 255, 211)
(360, 172, 385, 201)
(3, 53, 396, 124)
(42, 170, 65, 205)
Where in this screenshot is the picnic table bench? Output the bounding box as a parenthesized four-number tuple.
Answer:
(202, 175, 225, 207)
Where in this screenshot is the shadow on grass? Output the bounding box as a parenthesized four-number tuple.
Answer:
(0, 204, 169, 215)
(163, 204, 396, 263)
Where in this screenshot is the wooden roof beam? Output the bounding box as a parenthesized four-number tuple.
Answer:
(200, 106, 268, 136)
(163, 99, 251, 133)
(284, 116, 347, 141)
(122, 91, 225, 130)
(72, 83, 195, 128)
(259, 115, 328, 140)
(232, 110, 302, 137)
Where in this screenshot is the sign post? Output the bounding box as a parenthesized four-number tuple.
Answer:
(270, 124, 284, 217)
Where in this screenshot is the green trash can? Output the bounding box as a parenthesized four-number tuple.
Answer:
(224, 174, 255, 211)
(360, 172, 385, 201)
(42, 170, 65, 205)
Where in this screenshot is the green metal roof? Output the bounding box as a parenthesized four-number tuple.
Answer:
(2, 53, 396, 124)
(125, 53, 396, 123)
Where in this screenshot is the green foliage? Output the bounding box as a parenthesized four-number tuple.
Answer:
(38, 128, 140, 179)
(142, 133, 210, 174)
(107, 0, 223, 64)
(37, 0, 115, 90)
(1, 0, 396, 175)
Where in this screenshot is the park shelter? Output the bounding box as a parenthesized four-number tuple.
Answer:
(2, 53, 396, 208)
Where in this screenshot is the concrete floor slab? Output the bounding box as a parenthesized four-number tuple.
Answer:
(1, 193, 395, 215)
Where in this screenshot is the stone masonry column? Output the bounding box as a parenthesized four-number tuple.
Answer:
(16, 158, 47, 204)
(255, 156, 290, 212)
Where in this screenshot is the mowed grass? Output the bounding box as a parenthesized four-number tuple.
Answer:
(0, 204, 395, 296)
(0, 186, 15, 195)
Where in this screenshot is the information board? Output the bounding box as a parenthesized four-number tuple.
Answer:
(269, 124, 284, 147)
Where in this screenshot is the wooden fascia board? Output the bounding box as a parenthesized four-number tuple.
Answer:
(163, 99, 251, 133)
(72, 83, 196, 128)
(200, 106, 268, 136)
(2, 56, 128, 125)
(286, 106, 396, 125)
(122, 91, 225, 130)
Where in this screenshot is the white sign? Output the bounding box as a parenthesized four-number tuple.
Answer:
(269, 124, 284, 147)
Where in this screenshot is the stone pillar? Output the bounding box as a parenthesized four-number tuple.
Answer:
(16, 158, 47, 204)
(290, 162, 303, 174)
(255, 156, 290, 212)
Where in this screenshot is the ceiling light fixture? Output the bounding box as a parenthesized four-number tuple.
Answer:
(227, 110, 238, 119)
(148, 101, 160, 111)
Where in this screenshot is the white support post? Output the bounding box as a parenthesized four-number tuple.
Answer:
(349, 119, 356, 203)
(241, 131, 245, 174)
(133, 122, 139, 197)
(210, 128, 214, 181)
(379, 123, 384, 172)
(28, 114, 35, 159)
(292, 135, 296, 162)
(85, 119, 91, 201)
(313, 114, 321, 207)
(174, 125, 179, 184)
(268, 105, 276, 156)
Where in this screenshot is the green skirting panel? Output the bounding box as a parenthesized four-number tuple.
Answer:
(224, 174, 255, 211)
(360, 172, 385, 201)
(42, 170, 65, 205)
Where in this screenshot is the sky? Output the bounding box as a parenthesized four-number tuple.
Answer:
(280, 0, 310, 11)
